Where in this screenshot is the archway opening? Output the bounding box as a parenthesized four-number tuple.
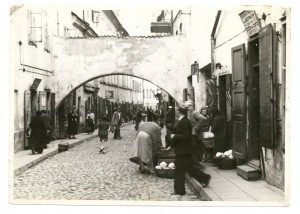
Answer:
(54, 74, 177, 139)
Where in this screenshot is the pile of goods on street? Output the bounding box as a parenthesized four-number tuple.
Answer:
(213, 150, 236, 170)
(155, 159, 175, 178)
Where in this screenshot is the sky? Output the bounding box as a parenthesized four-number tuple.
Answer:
(118, 9, 175, 36)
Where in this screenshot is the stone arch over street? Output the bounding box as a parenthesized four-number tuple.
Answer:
(48, 35, 189, 109)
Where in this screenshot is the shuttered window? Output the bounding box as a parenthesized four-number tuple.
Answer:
(259, 24, 276, 149)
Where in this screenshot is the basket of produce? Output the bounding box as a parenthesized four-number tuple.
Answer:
(214, 150, 236, 170)
(155, 159, 175, 179)
(156, 148, 176, 159)
(58, 141, 69, 152)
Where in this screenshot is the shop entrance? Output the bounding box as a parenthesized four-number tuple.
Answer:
(248, 38, 260, 167)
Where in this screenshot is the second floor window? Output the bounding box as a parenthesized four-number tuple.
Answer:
(28, 11, 42, 43)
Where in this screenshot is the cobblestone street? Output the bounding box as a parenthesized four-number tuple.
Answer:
(14, 124, 201, 201)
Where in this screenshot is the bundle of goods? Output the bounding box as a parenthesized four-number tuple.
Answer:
(155, 159, 175, 178)
(213, 150, 236, 170)
(58, 141, 69, 152)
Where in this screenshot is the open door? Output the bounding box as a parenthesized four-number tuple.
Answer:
(259, 24, 276, 149)
(50, 93, 56, 140)
(231, 44, 247, 159)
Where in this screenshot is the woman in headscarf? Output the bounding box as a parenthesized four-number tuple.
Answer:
(129, 122, 163, 174)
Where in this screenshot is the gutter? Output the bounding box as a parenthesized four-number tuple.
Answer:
(210, 10, 222, 76)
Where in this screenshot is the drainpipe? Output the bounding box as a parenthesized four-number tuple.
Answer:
(211, 10, 221, 77)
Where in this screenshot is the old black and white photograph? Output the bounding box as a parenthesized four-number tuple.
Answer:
(3, 0, 297, 210)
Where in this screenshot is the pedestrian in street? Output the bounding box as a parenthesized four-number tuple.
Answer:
(147, 108, 153, 122)
(87, 110, 95, 134)
(142, 110, 146, 122)
(211, 107, 227, 156)
(68, 107, 78, 139)
(129, 122, 163, 174)
(135, 110, 142, 131)
(28, 110, 47, 154)
(168, 103, 192, 196)
(86, 116, 94, 134)
(41, 110, 52, 148)
(166, 106, 175, 126)
(159, 108, 164, 128)
(98, 116, 110, 154)
(185, 101, 206, 163)
(111, 106, 124, 140)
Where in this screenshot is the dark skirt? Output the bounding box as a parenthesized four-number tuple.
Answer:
(99, 135, 108, 141)
(68, 122, 77, 135)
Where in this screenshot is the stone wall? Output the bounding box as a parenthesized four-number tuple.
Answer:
(48, 35, 189, 109)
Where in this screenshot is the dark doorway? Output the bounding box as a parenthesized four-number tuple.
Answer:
(248, 38, 260, 166)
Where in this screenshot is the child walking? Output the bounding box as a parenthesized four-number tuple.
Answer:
(98, 115, 110, 154)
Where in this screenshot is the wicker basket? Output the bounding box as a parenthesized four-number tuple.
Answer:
(217, 157, 236, 170)
(58, 141, 69, 152)
(155, 158, 175, 179)
(202, 137, 214, 148)
(156, 148, 176, 158)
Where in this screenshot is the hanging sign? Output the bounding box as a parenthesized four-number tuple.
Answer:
(105, 90, 114, 99)
(239, 10, 262, 37)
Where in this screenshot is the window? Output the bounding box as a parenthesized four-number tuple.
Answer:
(92, 10, 100, 23)
(179, 23, 182, 33)
(28, 11, 42, 43)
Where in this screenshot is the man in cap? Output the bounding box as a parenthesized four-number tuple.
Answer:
(169, 102, 192, 196)
(111, 106, 124, 140)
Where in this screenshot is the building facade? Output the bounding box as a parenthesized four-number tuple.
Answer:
(210, 6, 290, 190)
(10, 6, 130, 151)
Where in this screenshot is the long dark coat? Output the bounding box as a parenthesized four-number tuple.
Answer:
(29, 115, 46, 150)
(211, 114, 227, 155)
(68, 112, 78, 135)
(170, 116, 192, 195)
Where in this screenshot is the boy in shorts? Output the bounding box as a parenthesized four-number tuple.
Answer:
(98, 115, 110, 154)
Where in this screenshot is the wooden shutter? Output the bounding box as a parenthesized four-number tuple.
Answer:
(231, 44, 247, 159)
(50, 93, 56, 139)
(24, 90, 31, 148)
(225, 74, 232, 121)
(206, 78, 218, 108)
(259, 24, 275, 149)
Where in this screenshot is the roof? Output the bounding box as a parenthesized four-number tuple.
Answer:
(103, 10, 129, 36)
(150, 22, 172, 34)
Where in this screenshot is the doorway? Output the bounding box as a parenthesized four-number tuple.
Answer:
(248, 38, 260, 167)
